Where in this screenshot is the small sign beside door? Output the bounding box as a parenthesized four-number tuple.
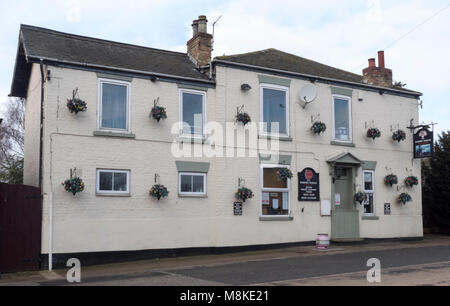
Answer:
(234, 202, 243, 216)
(384, 203, 391, 215)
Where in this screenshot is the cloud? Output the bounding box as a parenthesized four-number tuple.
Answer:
(0, 0, 448, 133)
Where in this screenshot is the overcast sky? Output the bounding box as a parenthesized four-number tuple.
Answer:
(1, 0, 449, 134)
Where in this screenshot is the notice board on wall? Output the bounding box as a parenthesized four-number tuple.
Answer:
(298, 168, 320, 202)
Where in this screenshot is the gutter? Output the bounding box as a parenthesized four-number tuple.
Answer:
(213, 59, 423, 98)
(27, 55, 216, 86)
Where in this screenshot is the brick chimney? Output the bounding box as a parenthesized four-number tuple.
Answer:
(362, 51, 393, 87)
(187, 15, 213, 67)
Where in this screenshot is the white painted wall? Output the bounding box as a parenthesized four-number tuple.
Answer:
(32, 64, 422, 255)
(23, 63, 43, 187)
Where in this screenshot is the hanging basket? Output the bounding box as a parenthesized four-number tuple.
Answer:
(404, 176, 419, 188)
(354, 192, 367, 204)
(149, 184, 169, 200)
(398, 193, 412, 205)
(235, 112, 252, 125)
(149, 98, 167, 122)
(235, 187, 254, 203)
(150, 106, 167, 122)
(311, 121, 327, 134)
(62, 177, 85, 196)
(384, 174, 398, 186)
(366, 128, 381, 140)
(392, 130, 406, 142)
(67, 88, 87, 114)
(277, 168, 293, 182)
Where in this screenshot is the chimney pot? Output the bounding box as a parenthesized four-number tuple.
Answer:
(192, 20, 199, 37)
(378, 50, 385, 68)
(368, 58, 376, 68)
(198, 15, 208, 33)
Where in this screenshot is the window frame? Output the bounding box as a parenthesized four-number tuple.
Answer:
(178, 172, 207, 197)
(332, 94, 352, 143)
(362, 170, 375, 216)
(259, 84, 290, 138)
(260, 164, 291, 217)
(98, 78, 131, 133)
(96, 169, 130, 195)
(179, 88, 207, 139)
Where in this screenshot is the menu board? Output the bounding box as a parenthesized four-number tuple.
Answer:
(298, 168, 320, 202)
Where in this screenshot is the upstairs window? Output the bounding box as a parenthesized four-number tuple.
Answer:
(99, 79, 130, 131)
(180, 89, 206, 138)
(333, 96, 352, 142)
(260, 84, 289, 137)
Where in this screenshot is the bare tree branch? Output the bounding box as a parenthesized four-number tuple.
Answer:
(0, 97, 25, 183)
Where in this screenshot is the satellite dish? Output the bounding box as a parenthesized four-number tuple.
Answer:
(299, 84, 317, 108)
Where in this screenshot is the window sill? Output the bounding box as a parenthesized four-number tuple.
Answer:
(96, 193, 131, 197)
(178, 194, 208, 198)
(260, 216, 294, 222)
(258, 135, 293, 142)
(330, 140, 355, 147)
(362, 216, 379, 221)
(176, 136, 208, 144)
(93, 131, 136, 139)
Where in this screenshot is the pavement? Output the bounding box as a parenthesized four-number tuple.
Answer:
(1, 234, 450, 286)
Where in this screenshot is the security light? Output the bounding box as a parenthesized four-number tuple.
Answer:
(241, 84, 252, 91)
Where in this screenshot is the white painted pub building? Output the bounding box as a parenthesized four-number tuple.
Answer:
(10, 16, 423, 267)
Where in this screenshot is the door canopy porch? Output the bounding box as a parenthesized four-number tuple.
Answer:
(327, 152, 362, 166)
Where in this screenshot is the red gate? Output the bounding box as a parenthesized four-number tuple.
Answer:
(0, 183, 41, 273)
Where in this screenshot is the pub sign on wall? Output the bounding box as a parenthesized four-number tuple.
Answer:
(298, 168, 320, 202)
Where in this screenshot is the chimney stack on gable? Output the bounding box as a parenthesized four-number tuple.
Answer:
(187, 15, 212, 68)
(362, 50, 393, 88)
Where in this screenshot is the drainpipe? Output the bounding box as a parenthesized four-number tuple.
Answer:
(39, 60, 52, 270)
(49, 192, 53, 271)
(39, 60, 44, 189)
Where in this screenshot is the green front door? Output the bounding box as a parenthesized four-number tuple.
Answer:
(331, 166, 360, 241)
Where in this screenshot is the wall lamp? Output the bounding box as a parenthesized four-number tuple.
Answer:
(241, 84, 252, 91)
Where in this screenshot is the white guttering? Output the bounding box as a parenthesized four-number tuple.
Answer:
(26, 55, 216, 85)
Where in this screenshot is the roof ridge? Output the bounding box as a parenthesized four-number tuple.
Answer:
(215, 48, 275, 59)
(216, 48, 362, 78)
(20, 24, 188, 57)
(271, 48, 362, 78)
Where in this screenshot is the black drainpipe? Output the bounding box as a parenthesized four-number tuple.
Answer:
(39, 60, 45, 189)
